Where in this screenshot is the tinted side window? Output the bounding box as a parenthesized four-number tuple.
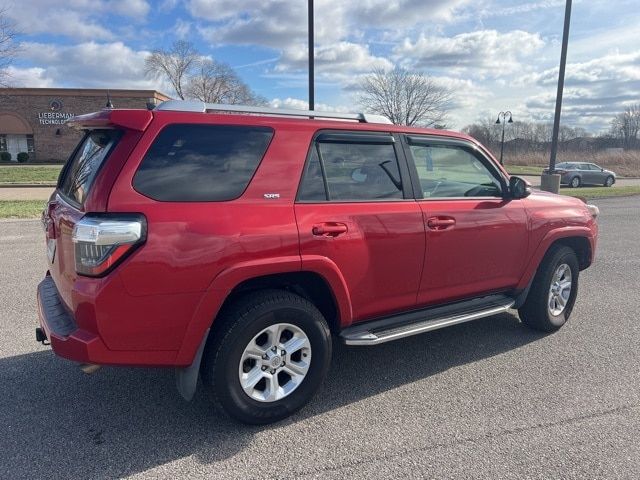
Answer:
(298, 140, 403, 202)
(59, 129, 121, 205)
(297, 148, 327, 201)
(133, 124, 273, 202)
(408, 144, 502, 198)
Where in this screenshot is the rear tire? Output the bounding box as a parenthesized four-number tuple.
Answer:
(518, 245, 579, 332)
(201, 290, 332, 424)
(570, 176, 581, 188)
(604, 176, 614, 187)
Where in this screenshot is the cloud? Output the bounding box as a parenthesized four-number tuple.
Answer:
(3, 66, 54, 88)
(476, 0, 566, 19)
(521, 51, 640, 127)
(3, 0, 151, 40)
(394, 30, 545, 77)
(350, 0, 472, 26)
(196, 0, 345, 49)
(18, 41, 165, 90)
(107, 0, 151, 18)
(531, 51, 640, 86)
(269, 97, 350, 112)
(276, 42, 393, 75)
(192, 0, 469, 49)
(173, 19, 192, 40)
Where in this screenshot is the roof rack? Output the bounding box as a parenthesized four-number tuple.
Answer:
(154, 100, 392, 125)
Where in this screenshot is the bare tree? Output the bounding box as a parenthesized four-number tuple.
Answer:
(611, 104, 640, 150)
(357, 67, 452, 127)
(0, 8, 19, 87)
(185, 59, 266, 106)
(144, 40, 198, 99)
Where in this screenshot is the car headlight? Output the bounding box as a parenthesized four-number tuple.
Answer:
(586, 204, 599, 219)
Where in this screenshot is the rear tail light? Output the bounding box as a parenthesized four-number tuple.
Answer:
(72, 214, 146, 277)
(556, 169, 567, 174)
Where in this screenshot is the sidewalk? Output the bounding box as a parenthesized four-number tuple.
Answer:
(0, 187, 54, 200)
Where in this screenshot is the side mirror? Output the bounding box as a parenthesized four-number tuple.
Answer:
(509, 176, 531, 199)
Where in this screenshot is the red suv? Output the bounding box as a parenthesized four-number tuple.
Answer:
(37, 101, 599, 424)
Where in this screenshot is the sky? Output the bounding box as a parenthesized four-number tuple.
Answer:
(2, 0, 639, 132)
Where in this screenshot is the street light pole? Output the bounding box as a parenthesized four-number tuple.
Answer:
(308, 0, 315, 111)
(496, 111, 513, 166)
(542, 0, 572, 193)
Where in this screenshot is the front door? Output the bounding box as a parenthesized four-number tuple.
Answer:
(295, 132, 425, 323)
(403, 136, 529, 307)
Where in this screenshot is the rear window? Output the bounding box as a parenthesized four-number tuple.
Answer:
(133, 124, 274, 202)
(58, 129, 121, 205)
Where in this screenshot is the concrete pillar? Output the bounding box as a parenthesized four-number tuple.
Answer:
(540, 173, 561, 194)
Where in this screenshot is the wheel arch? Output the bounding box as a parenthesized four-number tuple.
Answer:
(517, 227, 595, 291)
(175, 257, 351, 365)
(216, 271, 342, 335)
(554, 236, 592, 270)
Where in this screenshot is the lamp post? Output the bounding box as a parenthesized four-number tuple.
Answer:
(308, 0, 314, 111)
(496, 111, 513, 166)
(542, 0, 572, 194)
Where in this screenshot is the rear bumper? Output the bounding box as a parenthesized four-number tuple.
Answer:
(36, 273, 178, 366)
(37, 274, 104, 364)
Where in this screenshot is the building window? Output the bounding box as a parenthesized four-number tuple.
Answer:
(0, 135, 6, 152)
(27, 135, 35, 153)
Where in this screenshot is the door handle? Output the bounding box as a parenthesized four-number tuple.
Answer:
(426, 217, 456, 231)
(312, 223, 348, 237)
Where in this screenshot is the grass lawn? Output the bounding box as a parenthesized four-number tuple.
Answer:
(505, 165, 543, 176)
(0, 200, 45, 219)
(560, 185, 640, 199)
(0, 165, 62, 184)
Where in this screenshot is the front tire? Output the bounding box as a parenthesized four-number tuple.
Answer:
(201, 290, 332, 424)
(604, 176, 614, 187)
(518, 245, 579, 332)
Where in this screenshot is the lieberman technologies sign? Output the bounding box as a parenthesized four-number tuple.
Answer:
(38, 99, 75, 125)
(38, 112, 75, 125)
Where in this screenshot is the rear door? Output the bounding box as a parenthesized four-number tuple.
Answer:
(44, 129, 123, 308)
(402, 136, 529, 307)
(295, 131, 425, 323)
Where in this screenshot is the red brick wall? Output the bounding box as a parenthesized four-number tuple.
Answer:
(0, 89, 169, 162)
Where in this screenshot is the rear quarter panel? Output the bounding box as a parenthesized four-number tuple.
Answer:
(105, 113, 314, 353)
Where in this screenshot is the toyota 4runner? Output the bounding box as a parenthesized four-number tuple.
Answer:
(37, 101, 599, 424)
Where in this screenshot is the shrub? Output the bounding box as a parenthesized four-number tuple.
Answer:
(0, 152, 11, 162)
(17, 152, 29, 163)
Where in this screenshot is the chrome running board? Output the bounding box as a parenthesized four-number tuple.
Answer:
(341, 295, 515, 346)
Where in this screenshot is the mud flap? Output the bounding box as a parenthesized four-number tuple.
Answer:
(175, 328, 209, 401)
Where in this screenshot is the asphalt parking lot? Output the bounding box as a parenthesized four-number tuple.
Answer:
(1, 196, 639, 479)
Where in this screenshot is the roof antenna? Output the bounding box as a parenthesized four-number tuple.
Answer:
(105, 90, 114, 109)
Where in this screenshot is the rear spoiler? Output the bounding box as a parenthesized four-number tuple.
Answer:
(66, 109, 153, 131)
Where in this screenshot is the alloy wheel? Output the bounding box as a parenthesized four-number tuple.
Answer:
(238, 323, 312, 402)
(548, 263, 572, 316)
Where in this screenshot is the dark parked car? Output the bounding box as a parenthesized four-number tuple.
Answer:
(543, 162, 616, 188)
